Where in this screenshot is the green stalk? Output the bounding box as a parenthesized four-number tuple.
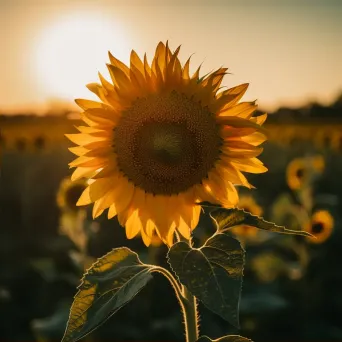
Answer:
(181, 285, 199, 342)
(150, 266, 199, 342)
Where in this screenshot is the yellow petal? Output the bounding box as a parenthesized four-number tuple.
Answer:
(215, 162, 252, 188)
(94, 189, 118, 211)
(140, 224, 152, 246)
(69, 156, 107, 168)
(190, 205, 201, 230)
(241, 132, 267, 146)
(92, 201, 104, 218)
(130, 50, 145, 75)
(221, 146, 263, 159)
(217, 116, 266, 133)
(194, 184, 221, 205)
(218, 102, 258, 119)
(108, 204, 117, 219)
(115, 176, 135, 213)
(205, 171, 229, 200)
(216, 83, 249, 108)
(177, 218, 191, 239)
(232, 158, 268, 173)
(223, 139, 261, 151)
(75, 99, 110, 111)
(182, 55, 192, 80)
(108, 51, 130, 76)
(85, 107, 120, 121)
(82, 140, 109, 150)
(152, 42, 167, 73)
(84, 146, 112, 158)
(86, 83, 108, 103)
(76, 126, 102, 134)
(251, 113, 268, 125)
(69, 146, 89, 156)
(220, 127, 257, 139)
(107, 64, 131, 91)
(125, 209, 143, 239)
(71, 167, 96, 181)
(88, 177, 116, 202)
(98, 72, 115, 92)
(145, 194, 169, 239)
(224, 181, 239, 206)
(77, 186, 91, 206)
(92, 163, 118, 179)
(143, 53, 152, 77)
(66, 133, 106, 146)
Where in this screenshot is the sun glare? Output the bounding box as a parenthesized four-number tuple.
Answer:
(34, 13, 130, 102)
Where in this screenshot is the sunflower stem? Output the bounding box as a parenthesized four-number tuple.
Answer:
(151, 266, 182, 295)
(150, 264, 199, 342)
(181, 284, 199, 342)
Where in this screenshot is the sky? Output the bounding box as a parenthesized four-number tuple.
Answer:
(1, 0, 341, 114)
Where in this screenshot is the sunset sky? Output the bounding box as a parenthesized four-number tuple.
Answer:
(1, 0, 341, 114)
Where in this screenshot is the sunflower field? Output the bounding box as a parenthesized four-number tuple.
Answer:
(1, 42, 342, 342)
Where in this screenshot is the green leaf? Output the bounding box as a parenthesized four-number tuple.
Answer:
(62, 247, 154, 342)
(197, 335, 252, 342)
(168, 234, 244, 327)
(210, 207, 312, 236)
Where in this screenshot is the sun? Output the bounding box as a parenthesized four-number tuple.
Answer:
(33, 13, 130, 101)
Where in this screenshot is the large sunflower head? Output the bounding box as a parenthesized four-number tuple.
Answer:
(67, 41, 268, 246)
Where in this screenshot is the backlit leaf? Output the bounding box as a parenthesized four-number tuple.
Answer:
(210, 207, 311, 236)
(168, 234, 244, 327)
(62, 247, 154, 342)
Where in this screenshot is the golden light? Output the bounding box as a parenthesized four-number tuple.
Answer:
(33, 12, 130, 101)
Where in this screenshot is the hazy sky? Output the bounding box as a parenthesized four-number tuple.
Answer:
(1, 0, 341, 113)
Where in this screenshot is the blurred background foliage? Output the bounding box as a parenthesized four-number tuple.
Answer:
(1, 95, 342, 341)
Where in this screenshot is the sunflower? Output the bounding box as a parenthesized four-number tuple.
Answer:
(57, 177, 87, 212)
(231, 195, 263, 238)
(67, 41, 267, 246)
(305, 210, 334, 244)
(286, 156, 325, 190)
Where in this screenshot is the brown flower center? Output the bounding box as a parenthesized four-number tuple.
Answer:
(311, 222, 324, 234)
(114, 91, 222, 195)
(296, 168, 305, 179)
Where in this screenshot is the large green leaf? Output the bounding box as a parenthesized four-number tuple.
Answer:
(197, 335, 252, 342)
(168, 234, 244, 327)
(62, 247, 154, 342)
(210, 207, 311, 236)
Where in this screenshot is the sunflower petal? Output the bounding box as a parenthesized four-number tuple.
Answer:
(108, 51, 130, 76)
(218, 101, 258, 119)
(125, 209, 143, 239)
(75, 99, 111, 111)
(232, 158, 268, 173)
(108, 204, 117, 219)
(130, 50, 145, 74)
(71, 167, 96, 181)
(77, 186, 91, 206)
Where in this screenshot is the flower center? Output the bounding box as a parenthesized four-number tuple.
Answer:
(144, 124, 186, 165)
(114, 91, 222, 195)
(296, 168, 305, 179)
(311, 222, 324, 234)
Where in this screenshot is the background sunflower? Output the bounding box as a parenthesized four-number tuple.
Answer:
(305, 210, 334, 244)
